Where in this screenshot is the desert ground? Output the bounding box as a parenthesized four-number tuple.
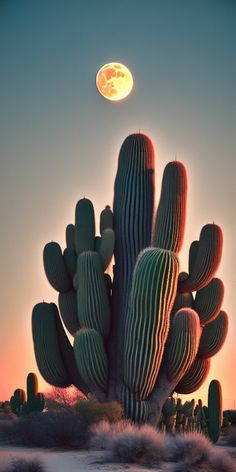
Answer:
(0, 441, 235, 472)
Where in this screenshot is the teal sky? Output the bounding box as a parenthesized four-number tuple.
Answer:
(1, 0, 235, 407)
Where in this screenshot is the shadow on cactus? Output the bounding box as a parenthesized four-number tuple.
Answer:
(10, 373, 44, 415)
(32, 133, 228, 424)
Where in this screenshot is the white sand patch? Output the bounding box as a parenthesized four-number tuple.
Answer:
(0, 446, 172, 472)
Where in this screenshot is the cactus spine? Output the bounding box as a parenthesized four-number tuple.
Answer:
(32, 133, 228, 424)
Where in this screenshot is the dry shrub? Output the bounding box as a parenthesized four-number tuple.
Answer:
(165, 431, 212, 462)
(90, 419, 131, 449)
(0, 411, 89, 448)
(6, 458, 46, 472)
(76, 396, 123, 426)
(91, 421, 166, 465)
(91, 422, 236, 470)
(172, 446, 236, 472)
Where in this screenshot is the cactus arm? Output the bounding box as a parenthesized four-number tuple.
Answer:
(58, 289, 79, 336)
(100, 205, 113, 234)
(63, 248, 77, 279)
(167, 308, 201, 382)
(32, 302, 87, 392)
(43, 242, 72, 293)
(197, 311, 228, 358)
(188, 240, 199, 274)
(175, 357, 211, 394)
(76, 251, 110, 339)
(66, 224, 75, 250)
(74, 328, 108, 396)
(74, 198, 95, 255)
(98, 228, 115, 270)
(194, 278, 224, 326)
(124, 248, 179, 399)
(178, 224, 223, 293)
(152, 161, 187, 254)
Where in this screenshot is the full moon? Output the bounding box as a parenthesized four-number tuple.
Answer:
(96, 62, 133, 101)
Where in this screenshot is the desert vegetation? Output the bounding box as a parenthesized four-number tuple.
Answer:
(91, 421, 236, 470)
(0, 390, 236, 470)
(1, 133, 234, 470)
(31, 133, 228, 428)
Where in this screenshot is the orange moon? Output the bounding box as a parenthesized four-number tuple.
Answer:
(96, 62, 133, 101)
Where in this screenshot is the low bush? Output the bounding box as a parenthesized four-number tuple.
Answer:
(5, 458, 46, 472)
(165, 431, 212, 462)
(76, 396, 123, 427)
(0, 411, 89, 449)
(90, 419, 132, 449)
(172, 447, 236, 472)
(91, 421, 236, 470)
(91, 421, 166, 465)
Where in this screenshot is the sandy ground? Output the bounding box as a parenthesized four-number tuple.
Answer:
(0, 443, 235, 471)
(0, 446, 171, 472)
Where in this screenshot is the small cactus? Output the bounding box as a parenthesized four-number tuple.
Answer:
(10, 373, 44, 415)
(207, 379, 222, 443)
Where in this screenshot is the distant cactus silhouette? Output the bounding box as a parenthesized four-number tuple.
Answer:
(32, 133, 228, 423)
(10, 373, 44, 415)
(205, 379, 223, 443)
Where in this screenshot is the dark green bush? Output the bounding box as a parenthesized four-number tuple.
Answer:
(0, 411, 89, 449)
(75, 396, 123, 426)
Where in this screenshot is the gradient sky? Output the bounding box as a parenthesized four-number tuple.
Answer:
(1, 0, 235, 408)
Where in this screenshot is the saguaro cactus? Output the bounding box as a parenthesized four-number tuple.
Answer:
(32, 133, 228, 423)
(205, 379, 223, 443)
(10, 373, 44, 415)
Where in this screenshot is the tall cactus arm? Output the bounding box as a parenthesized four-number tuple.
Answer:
(124, 248, 179, 399)
(63, 248, 77, 279)
(188, 240, 199, 274)
(58, 289, 80, 336)
(197, 311, 228, 358)
(98, 228, 115, 270)
(152, 161, 187, 254)
(74, 198, 95, 255)
(66, 224, 76, 251)
(175, 357, 211, 394)
(27, 373, 38, 398)
(77, 251, 110, 339)
(100, 205, 113, 234)
(178, 224, 223, 293)
(194, 278, 224, 326)
(43, 242, 72, 293)
(32, 302, 87, 392)
(167, 308, 201, 382)
(74, 328, 108, 394)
